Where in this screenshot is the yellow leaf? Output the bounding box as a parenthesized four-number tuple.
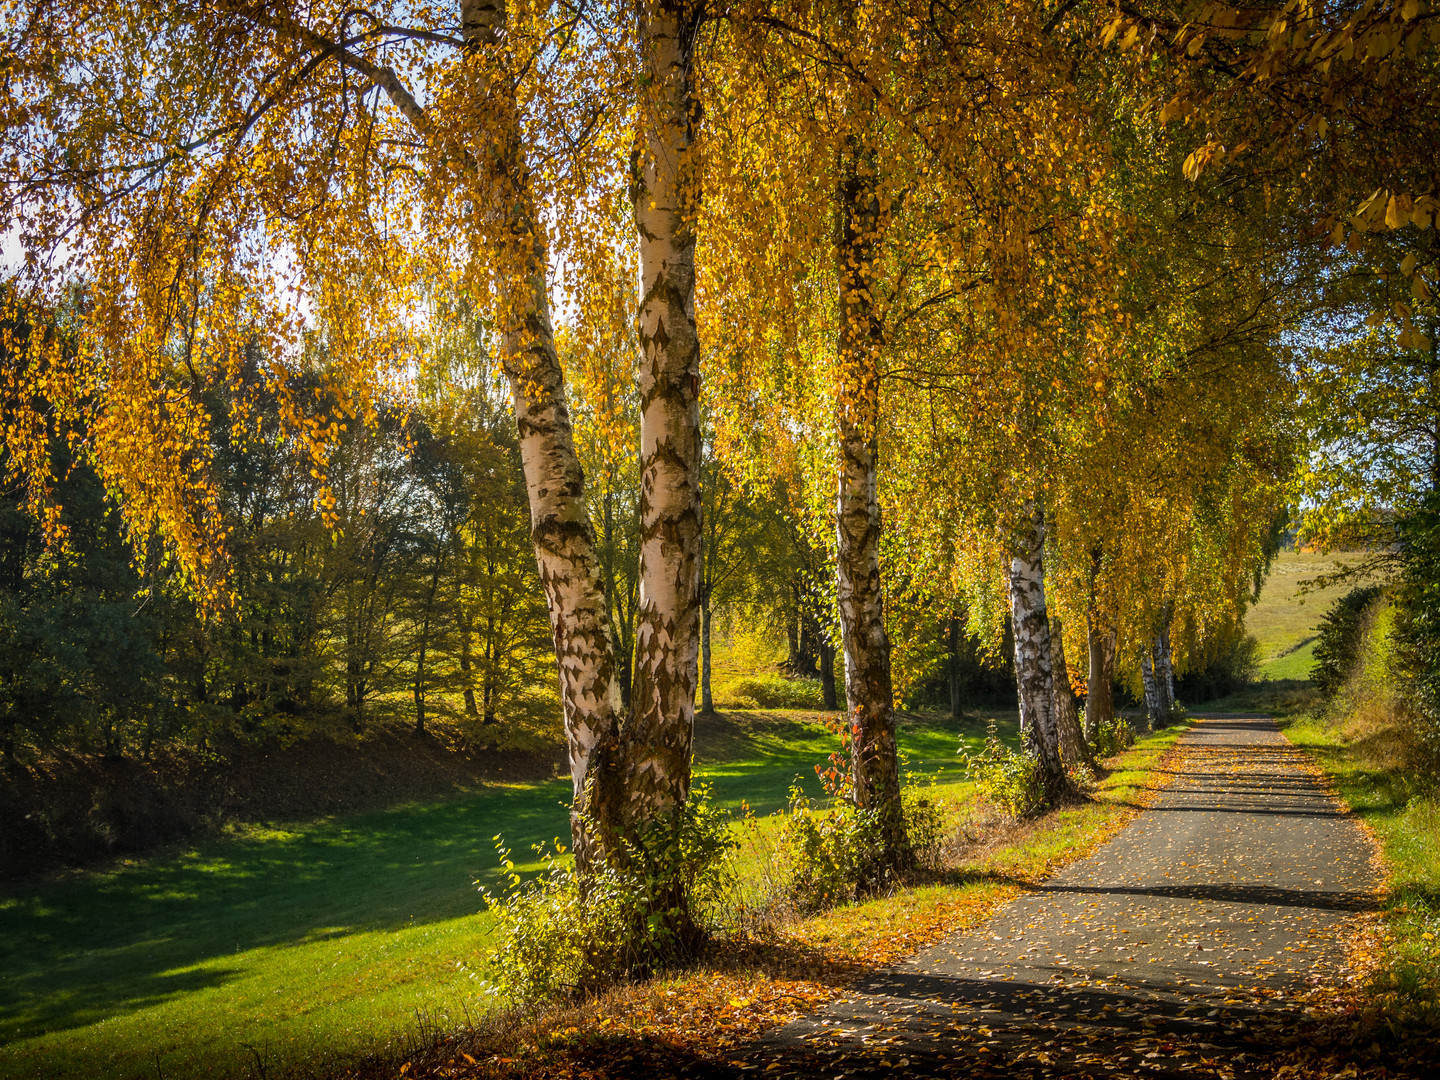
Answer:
(1402, 0, 1420, 20)
(1401, 253, 1417, 275)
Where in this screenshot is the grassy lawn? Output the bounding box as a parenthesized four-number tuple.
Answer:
(0, 709, 1001, 1080)
(1280, 713, 1440, 1029)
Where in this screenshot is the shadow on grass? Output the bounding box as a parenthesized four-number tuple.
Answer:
(0, 778, 570, 1043)
(0, 710, 1017, 1057)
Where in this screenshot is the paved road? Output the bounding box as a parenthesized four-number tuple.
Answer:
(715, 716, 1380, 1079)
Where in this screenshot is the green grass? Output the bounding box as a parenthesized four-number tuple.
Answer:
(1281, 712, 1440, 1030)
(1246, 550, 1381, 676)
(0, 709, 1002, 1080)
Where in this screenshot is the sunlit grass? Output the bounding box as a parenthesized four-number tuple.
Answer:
(1245, 550, 1382, 670)
(1281, 712, 1440, 1030)
(0, 709, 1008, 1080)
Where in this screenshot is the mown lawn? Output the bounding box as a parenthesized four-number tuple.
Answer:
(0, 709, 1001, 1080)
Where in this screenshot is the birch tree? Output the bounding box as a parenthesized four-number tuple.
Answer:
(0, 0, 710, 877)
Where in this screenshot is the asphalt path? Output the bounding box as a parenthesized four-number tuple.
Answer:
(711, 715, 1380, 1079)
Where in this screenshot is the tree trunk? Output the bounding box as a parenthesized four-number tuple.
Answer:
(1051, 619, 1096, 771)
(1084, 618, 1115, 743)
(462, 1, 625, 872)
(819, 636, 838, 710)
(700, 592, 714, 714)
(624, 0, 705, 835)
(459, 610, 479, 718)
(948, 614, 964, 722)
(834, 133, 908, 871)
(1140, 649, 1161, 729)
(1008, 503, 1079, 807)
(413, 635, 427, 735)
(1155, 620, 1177, 722)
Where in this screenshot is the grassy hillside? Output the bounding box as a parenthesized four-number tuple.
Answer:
(0, 709, 992, 1080)
(1246, 549, 1379, 681)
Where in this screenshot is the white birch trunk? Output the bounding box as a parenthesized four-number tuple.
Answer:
(1008, 503, 1078, 806)
(1155, 620, 1176, 722)
(461, 0, 625, 869)
(1140, 649, 1162, 728)
(626, 0, 704, 823)
(835, 133, 908, 869)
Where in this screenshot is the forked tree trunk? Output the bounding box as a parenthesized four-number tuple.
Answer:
(625, 0, 705, 827)
(835, 133, 909, 871)
(1084, 617, 1116, 743)
(1008, 503, 1079, 807)
(462, 1, 626, 871)
(1050, 618, 1096, 771)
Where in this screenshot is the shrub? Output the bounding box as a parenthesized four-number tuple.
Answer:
(959, 719, 1046, 818)
(777, 779, 948, 913)
(482, 785, 736, 1005)
(775, 716, 949, 912)
(901, 776, 949, 867)
(1092, 713, 1135, 759)
(714, 674, 837, 710)
(1312, 585, 1385, 701)
(779, 783, 887, 913)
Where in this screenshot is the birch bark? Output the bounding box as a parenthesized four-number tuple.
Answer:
(1155, 619, 1177, 722)
(461, 0, 625, 869)
(1140, 649, 1162, 728)
(625, 0, 705, 821)
(1008, 503, 1079, 806)
(835, 134, 908, 869)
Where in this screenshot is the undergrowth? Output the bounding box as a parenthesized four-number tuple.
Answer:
(713, 674, 838, 711)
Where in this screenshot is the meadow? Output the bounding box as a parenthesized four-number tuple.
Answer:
(1246, 549, 1382, 681)
(0, 708, 988, 1080)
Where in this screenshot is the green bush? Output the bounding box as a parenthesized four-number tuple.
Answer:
(778, 777, 946, 913)
(901, 777, 949, 867)
(1176, 630, 1262, 701)
(959, 718, 1046, 818)
(481, 785, 736, 1005)
(779, 782, 887, 913)
(1093, 713, 1135, 759)
(714, 674, 837, 710)
(1312, 584, 1385, 701)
